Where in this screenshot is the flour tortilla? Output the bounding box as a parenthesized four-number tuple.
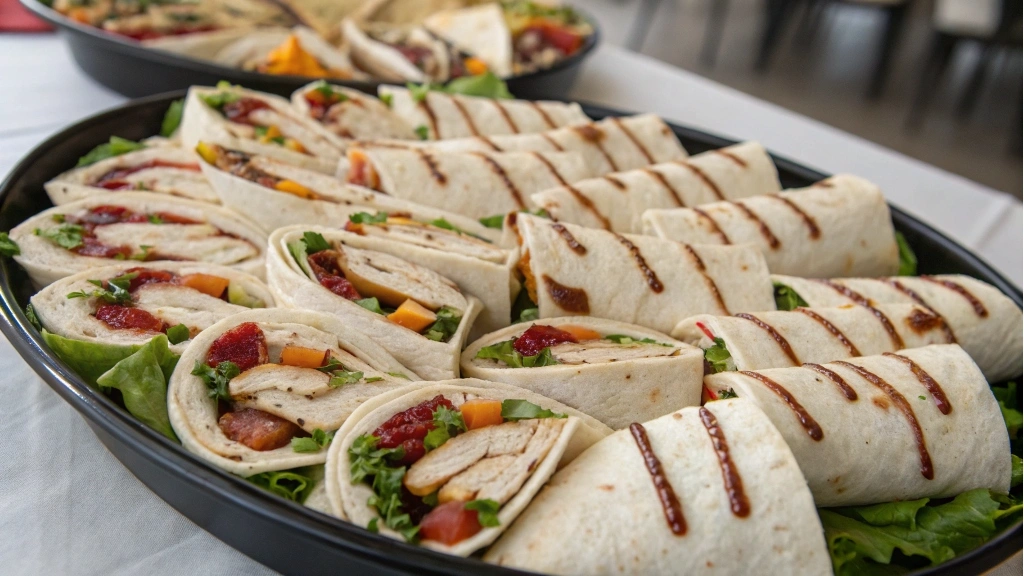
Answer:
(461, 316, 703, 429)
(266, 226, 482, 380)
(276, 0, 364, 40)
(674, 303, 954, 371)
(484, 398, 831, 575)
(142, 27, 256, 60)
(168, 308, 419, 476)
(325, 379, 612, 555)
(342, 19, 448, 82)
(30, 262, 273, 354)
(198, 148, 499, 242)
(531, 141, 780, 233)
(179, 85, 341, 174)
(705, 345, 1012, 506)
(516, 214, 775, 334)
(44, 145, 215, 205)
(215, 26, 367, 80)
(378, 85, 590, 140)
(773, 274, 1023, 382)
(350, 147, 593, 219)
(10, 192, 267, 287)
(642, 174, 899, 278)
(292, 82, 416, 144)
(423, 3, 512, 77)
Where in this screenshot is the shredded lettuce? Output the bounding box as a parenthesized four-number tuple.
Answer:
(348, 435, 419, 542)
(703, 337, 735, 373)
(423, 405, 467, 451)
(423, 306, 462, 343)
(191, 360, 240, 402)
(511, 289, 539, 324)
(465, 498, 501, 527)
(160, 99, 184, 137)
(479, 214, 505, 229)
(291, 428, 333, 453)
(501, 399, 566, 421)
(34, 224, 84, 250)
(95, 335, 179, 441)
(443, 71, 514, 99)
(41, 330, 177, 387)
(896, 232, 918, 276)
(475, 339, 559, 368)
(773, 281, 809, 311)
(248, 469, 315, 503)
(992, 381, 1022, 443)
(349, 211, 388, 224)
(76, 136, 147, 167)
(604, 334, 671, 346)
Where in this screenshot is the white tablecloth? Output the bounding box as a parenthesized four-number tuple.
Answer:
(0, 34, 1020, 575)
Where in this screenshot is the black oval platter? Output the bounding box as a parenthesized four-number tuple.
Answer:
(0, 92, 1019, 576)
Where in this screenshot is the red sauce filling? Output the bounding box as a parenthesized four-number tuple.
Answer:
(304, 92, 345, 121)
(206, 322, 269, 372)
(125, 268, 177, 291)
(419, 501, 484, 545)
(513, 324, 577, 357)
(307, 250, 361, 300)
(218, 408, 304, 451)
(117, 26, 218, 42)
(94, 160, 201, 190)
(57, 205, 204, 261)
(373, 395, 455, 466)
(221, 97, 271, 125)
(94, 304, 166, 333)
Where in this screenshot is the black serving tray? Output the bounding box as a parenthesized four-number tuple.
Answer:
(19, 0, 600, 100)
(0, 92, 1019, 576)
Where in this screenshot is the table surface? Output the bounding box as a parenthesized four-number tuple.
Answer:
(0, 34, 1020, 576)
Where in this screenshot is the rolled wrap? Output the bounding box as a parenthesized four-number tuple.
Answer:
(11, 192, 267, 287)
(515, 214, 775, 334)
(461, 317, 703, 429)
(423, 3, 512, 77)
(773, 274, 1024, 382)
(31, 262, 273, 354)
(378, 86, 590, 140)
(291, 81, 415, 144)
(673, 303, 954, 371)
(167, 308, 420, 476)
(44, 145, 217, 205)
(531, 141, 781, 233)
(642, 174, 900, 278)
(347, 147, 593, 219)
(266, 226, 482, 380)
(180, 84, 341, 174)
(483, 398, 831, 575)
(342, 19, 450, 82)
(325, 379, 613, 555)
(704, 345, 1012, 506)
(198, 143, 499, 242)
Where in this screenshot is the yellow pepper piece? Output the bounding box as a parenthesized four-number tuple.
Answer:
(387, 299, 437, 333)
(274, 179, 316, 199)
(464, 57, 488, 76)
(258, 124, 282, 144)
(263, 35, 331, 78)
(283, 139, 307, 153)
(195, 142, 218, 165)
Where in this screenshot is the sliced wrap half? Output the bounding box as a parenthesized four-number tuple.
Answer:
(292, 81, 416, 144)
(772, 274, 1024, 382)
(675, 303, 955, 374)
(642, 174, 899, 278)
(325, 379, 613, 555)
(11, 192, 266, 286)
(484, 398, 832, 575)
(531, 141, 781, 233)
(342, 19, 453, 82)
(216, 26, 367, 80)
(423, 3, 512, 77)
(168, 308, 420, 476)
(462, 317, 703, 429)
(704, 344, 1012, 506)
(267, 226, 482, 380)
(514, 214, 775, 333)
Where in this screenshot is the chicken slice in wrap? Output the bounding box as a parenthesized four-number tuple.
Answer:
(771, 274, 1023, 382)
(345, 147, 592, 219)
(168, 308, 420, 476)
(10, 192, 267, 286)
(531, 141, 780, 233)
(292, 81, 416, 144)
(179, 83, 342, 173)
(676, 303, 955, 377)
(642, 174, 899, 278)
(483, 398, 832, 575)
(462, 317, 702, 429)
(342, 19, 457, 82)
(267, 226, 482, 380)
(325, 379, 612, 555)
(514, 214, 775, 334)
(703, 345, 1012, 506)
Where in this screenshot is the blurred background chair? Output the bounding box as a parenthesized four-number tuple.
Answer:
(626, 0, 732, 67)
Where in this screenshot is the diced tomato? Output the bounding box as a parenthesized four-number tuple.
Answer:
(177, 273, 230, 298)
(74, 237, 133, 259)
(95, 160, 200, 188)
(218, 408, 304, 451)
(696, 322, 716, 341)
(97, 180, 133, 190)
(513, 324, 577, 357)
(206, 322, 269, 372)
(125, 268, 176, 291)
(307, 250, 362, 300)
(373, 395, 455, 465)
(460, 399, 504, 430)
(529, 23, 584, 55)
(221, 98, 271, 125)
(346, 150, 380, 190)
(419, 501, 484, 545)
(94, 304, 165, 332)
(702, 385, 718, 404)
(152, 212, 201, 225)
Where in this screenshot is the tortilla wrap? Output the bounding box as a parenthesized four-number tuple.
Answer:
(704, 344, 1012, 506)
(267, 226, 482, 380)
(141, 27, 256, 60)
(484, 398, 831, 575)
(347, 147, 593, 219)
(44, 145, 216, 206)
(168, 308, 420, 476)
(642, 174, 899, 278)
(355, 114, 688, 176)
(215, 26, 367, 80)
(342, 19, 450, 82)
(10, 192, 267, 287)
(515, 214, 775, 334)
(30, 262, 273, 354)
(531, 141, 780, 233)
(423, 3, 512, 77)
(674, 303, 955, 371)
(179, 85, 341, 174)
(461, 317, 703, 429)
(325, 379, 613, 555)
(772, 274, 1024, 382)
(378, 86, 590, 140)
(292, 82, 416, 144)
(276, 0, 364, 39)
(197, 143, 499, 242)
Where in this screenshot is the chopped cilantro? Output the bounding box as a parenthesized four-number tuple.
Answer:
(414, 125, 430, 140)
(475, 339, 559, 368)
(703, 337, 734, 374)
(349, 435, 419, 542)
(329, 370, 364, 388)
(717, 388, 738, 399)
(34, 224, 84, 250)
(423, 405, 467, 451)
(190, 360, 240, 402)
(465, 498, 501, 527)
(423, 306, 462, 343)
(773, 281, 809, 311)
(348, 211, 388, 224)
(301, 231, 331, 254)
(66, 272, 138, 305)
(291, 428, 334, 453)
(501, 398, 566, 421)
(76, 136, 146, 167)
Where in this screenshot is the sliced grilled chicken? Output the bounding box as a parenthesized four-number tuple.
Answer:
(336, 244, 467, 311)
(548, 340, 681, 364)
(352, 219, 508, 264)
